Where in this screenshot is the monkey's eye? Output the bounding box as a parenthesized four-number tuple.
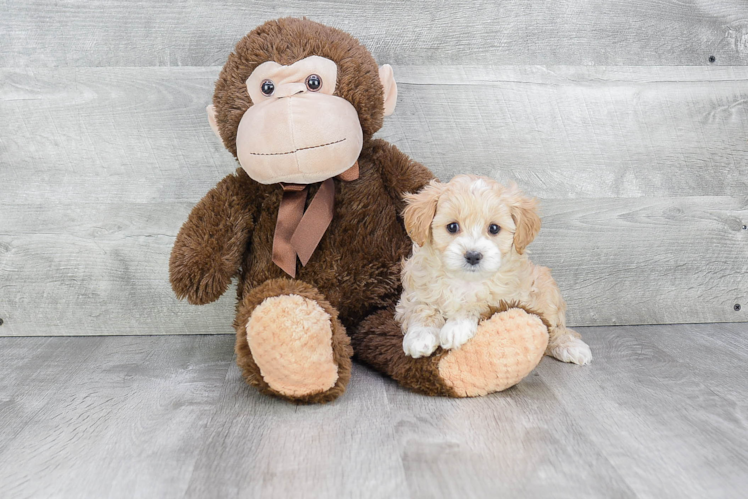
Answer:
(488, 224, 501, 235)
(446, 222, 460, 234)
(260, 80, 275, 96)
(305, 74, 322, 91)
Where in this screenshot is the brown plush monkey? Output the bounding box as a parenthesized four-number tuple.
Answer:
(170, 18, 549, 403)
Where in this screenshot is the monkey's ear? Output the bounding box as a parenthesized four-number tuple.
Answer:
(379, 64, 398, 116)
(206, 104, 222, 140)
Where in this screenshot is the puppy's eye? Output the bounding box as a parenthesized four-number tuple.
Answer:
(446, 222, 460, 234)
(488, 224, 500, 235)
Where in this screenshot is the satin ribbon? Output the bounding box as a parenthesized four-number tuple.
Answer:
(272, 162, 359, 277)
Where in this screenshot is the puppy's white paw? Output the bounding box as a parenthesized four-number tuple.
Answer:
(403, 326, 440, 358)
(439, 318, 478, 350)
(549, 337, 592, 365)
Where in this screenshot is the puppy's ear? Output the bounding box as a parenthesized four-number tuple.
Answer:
(403, 180, 444, 246)
(507, 184, 541, 254)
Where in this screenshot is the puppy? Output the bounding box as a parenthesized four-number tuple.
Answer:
(395, 174, 592, 365)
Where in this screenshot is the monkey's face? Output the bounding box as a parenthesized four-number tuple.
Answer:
(208, 19, 399, 186)
(235, 56, 363, 185)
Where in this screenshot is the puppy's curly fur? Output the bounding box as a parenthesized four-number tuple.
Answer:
(396, 175, 592, 365)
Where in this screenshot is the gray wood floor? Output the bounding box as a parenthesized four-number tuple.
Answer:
(1, 324, 747, 498)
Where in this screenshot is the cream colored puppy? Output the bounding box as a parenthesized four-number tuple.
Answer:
(396, 175, 592, 365)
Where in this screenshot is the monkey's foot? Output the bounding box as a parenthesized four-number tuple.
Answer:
(351, 305, 548, 398)
(437, 308, 549, 397)
(235, 279, 352, 403)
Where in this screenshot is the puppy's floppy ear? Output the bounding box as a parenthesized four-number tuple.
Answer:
(507, 183, 541, 254)
(403, 180, 444, 246)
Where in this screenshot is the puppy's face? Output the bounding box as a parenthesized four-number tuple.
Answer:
(404, 175, 541, 281)
(431, 179, 513, 278)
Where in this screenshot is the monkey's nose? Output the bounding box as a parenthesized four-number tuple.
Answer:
(465, 251, 483, 266)
(275, 82, 307, 98)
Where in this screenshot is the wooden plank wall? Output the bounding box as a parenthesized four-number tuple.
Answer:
(1, 1, 746, 335)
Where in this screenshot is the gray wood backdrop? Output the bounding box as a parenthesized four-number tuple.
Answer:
(1, 0, 747, 336)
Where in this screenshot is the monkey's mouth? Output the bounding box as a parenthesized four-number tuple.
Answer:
(247, 138, 346, 156)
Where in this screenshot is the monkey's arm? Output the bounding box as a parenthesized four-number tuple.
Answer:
(169, 169, 258, 305)
(370, 139, 436, 215)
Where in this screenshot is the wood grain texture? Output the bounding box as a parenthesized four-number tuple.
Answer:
(0, 327, 747, 497)
(2, 66, 747, 204)
(0, 202, 238, 336)
(0, 336, 105, 451)
(532, 196, 748, 326)
(0, 196, 745, 335)
(0, 335, 234, 498)
(2, 65, 747, 333)
(538, 323, 748, 497)
(385, 65, 748, 199)
(185, 363, 409, 498)
(2, 0, 748, 67)
(0, 67, 232, 205)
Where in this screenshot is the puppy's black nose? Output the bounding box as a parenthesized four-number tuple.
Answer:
(465, 251, 483, 266)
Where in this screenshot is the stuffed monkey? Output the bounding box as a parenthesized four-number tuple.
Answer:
(170, 18, 549, 403)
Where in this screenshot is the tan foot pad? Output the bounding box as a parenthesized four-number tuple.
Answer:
(247, 294, 338, 397)
(438, 308, 549, 397)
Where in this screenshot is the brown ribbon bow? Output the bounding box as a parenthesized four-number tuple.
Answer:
(272, 162, 359, 277)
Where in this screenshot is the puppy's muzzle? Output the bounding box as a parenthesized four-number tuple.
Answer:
(464, 251, 483, 266)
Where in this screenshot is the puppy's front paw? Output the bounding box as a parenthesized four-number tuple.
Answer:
(403, 326, 440, 358)
(439, 318, 478, 350)
(549, 337, 592, 365)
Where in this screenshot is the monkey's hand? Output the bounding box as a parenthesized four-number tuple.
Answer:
(169, 170, 257, 305)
